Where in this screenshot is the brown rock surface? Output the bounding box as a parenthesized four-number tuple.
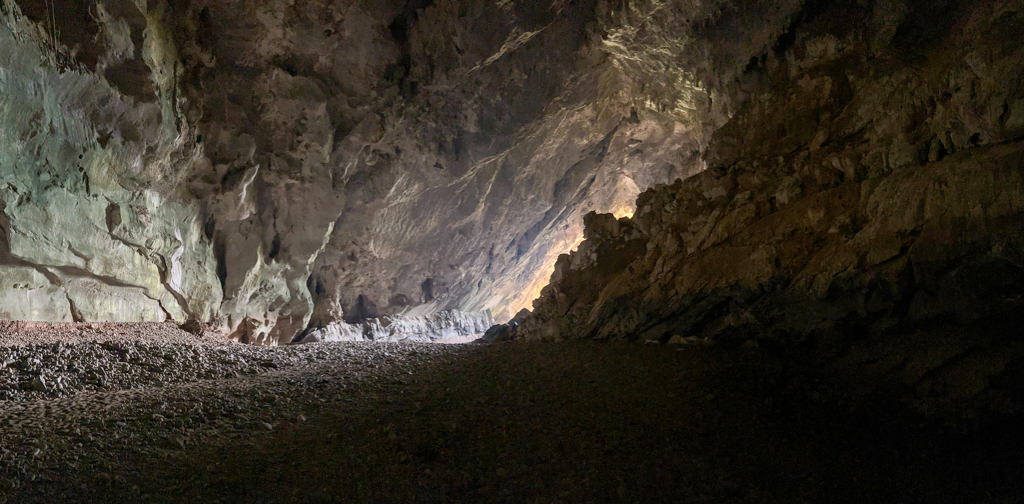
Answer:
(0, 0, 1022, 427)
(514, 0, 1024, 421)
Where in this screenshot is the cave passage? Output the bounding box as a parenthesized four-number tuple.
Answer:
(3, 0, 1024, 501)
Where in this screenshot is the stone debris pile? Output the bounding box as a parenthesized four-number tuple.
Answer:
(0, 341, 285, 401)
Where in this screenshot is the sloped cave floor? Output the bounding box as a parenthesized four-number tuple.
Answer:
(1, 324, 1023, 503)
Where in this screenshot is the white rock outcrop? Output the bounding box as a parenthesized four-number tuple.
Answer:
(299, 310, 493, 343)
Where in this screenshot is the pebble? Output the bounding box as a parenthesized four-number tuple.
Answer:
(0, 337, 298, 402)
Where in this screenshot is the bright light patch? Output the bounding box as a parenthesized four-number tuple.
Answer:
(612, 205, 635, 219)
(515, 231, 586, 314)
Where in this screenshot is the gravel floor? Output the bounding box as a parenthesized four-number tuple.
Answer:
(2, 324, 1024, 503)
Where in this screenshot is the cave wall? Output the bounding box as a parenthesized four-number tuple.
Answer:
(511, 0, 1024, 420)
(0, 0, 222, 324)
(1, 0, 754, 343)
(6, 0, 1019, 358)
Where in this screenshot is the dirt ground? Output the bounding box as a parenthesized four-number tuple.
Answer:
(2, 331, 1024, 503)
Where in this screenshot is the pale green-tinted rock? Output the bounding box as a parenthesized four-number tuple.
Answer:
(60, 276, 168, 323)
(0, 266, 72, 322)
(0, 4, 217, 324)
(1, 0, 717, 341)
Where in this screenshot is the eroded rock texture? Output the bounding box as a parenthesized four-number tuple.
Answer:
(0, 0, 222, 325)
(1, 0, 737, 343)
(299, 309, 493, 343)
(1, 0, 1022, 362)
(513, 0, 1024, 420)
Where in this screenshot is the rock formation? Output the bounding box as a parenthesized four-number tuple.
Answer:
(509, 0, 1024, 421)
(299, 309, 493, 343)
(0, 0, 716, 343)
(1, 0, 1022, 371)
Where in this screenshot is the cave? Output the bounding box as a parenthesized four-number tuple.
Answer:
(2, 0, 1024, 501)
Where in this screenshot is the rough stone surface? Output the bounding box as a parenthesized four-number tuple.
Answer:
(2, 0, 768, 343)
(6, 0, 967, 346)
(512, 0, 1024, 422)
(0, 1, 1022, 498)
(0, 0, 1020, 414)
(298, 309, 493, 343)
(3, 338, 1024, 502)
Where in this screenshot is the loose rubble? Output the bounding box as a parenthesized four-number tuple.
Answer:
(2, 332, 1023, 503)
(0, 323, 282, 402)
(0, 322, 475, 503)
(0, 341, 284, 401)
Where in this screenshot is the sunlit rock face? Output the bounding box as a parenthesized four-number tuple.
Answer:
(513, 0, 1024, 421)
(1, 0, 747, 343)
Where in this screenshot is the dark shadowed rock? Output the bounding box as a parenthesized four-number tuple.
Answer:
(179, 319, 206, 337)
(515, 0, 1024, 423)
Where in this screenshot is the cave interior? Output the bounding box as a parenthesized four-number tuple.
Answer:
(2, 0, 1024, 501)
